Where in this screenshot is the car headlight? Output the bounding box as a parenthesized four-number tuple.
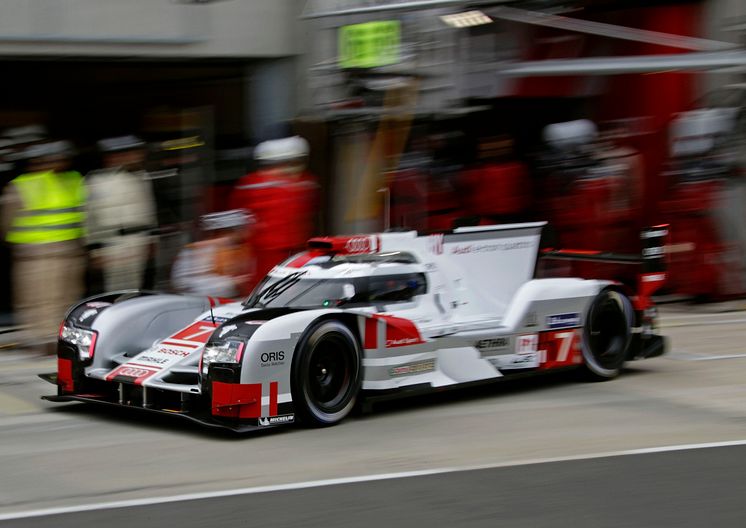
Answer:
(60, 324, 98, 360)
(201, 340, 244, 375)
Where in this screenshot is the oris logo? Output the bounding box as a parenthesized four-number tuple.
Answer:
(344, 236, 375, 254)
(260, 351, 285, 366)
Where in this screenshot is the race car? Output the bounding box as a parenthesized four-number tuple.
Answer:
(42, 222, 668, 431)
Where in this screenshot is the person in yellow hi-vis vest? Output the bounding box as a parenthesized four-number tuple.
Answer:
(0, 140, 85, 352)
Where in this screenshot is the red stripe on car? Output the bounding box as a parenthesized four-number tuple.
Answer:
(269, 381, 278, 416)
(364, 318, 378, 349)
(284, 250, 324, 268)
(57, 358, 74, 393)
(374, 314, 424, 348)
(538, 329, 582, 370)
(170, 321, 219, 344)
(211, 381, 262, 419)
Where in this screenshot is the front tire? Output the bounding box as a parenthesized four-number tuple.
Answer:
(291, 320, 362, 427)
(581, 290, 633, 380)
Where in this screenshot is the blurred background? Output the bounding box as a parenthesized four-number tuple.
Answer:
(2, 0, 746, 345)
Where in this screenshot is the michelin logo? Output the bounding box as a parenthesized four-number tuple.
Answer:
(258, 414, 295, 426)
(546, 313, 580, 329)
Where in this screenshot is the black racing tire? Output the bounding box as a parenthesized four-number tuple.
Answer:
(291, 320, 362, 427)
(580, 289, 634, 381)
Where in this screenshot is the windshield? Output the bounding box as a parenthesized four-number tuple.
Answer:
(244, 273, 427, 309)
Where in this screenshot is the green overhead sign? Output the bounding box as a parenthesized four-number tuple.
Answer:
(339, 20, 401, 69)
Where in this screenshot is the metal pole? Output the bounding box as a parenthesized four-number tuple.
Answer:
(378, 187, 391, 231)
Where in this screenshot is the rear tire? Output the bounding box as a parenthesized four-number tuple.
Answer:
(581, 290, 633, 380)
(291, 320, 362, 427)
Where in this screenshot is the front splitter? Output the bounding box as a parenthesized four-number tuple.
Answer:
(41, 394, 272, 434)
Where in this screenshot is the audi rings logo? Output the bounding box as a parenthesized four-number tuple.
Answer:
(118, 367, 152, 378)
(345, 237, 373, 254)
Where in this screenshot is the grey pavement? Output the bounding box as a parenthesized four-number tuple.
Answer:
(0, 306, 744, 522)
(3, 445, 746, 527)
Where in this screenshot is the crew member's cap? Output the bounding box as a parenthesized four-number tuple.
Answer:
(98, 135, 145, 152)
(200, 209, 255, 231)
(254, 136, 310, 162)
(2, 124, 47, 139)
(543, 119, 598, 150)
(20, 140, 74, 160)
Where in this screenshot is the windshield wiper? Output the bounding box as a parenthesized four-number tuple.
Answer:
(245, 271, 307, 308)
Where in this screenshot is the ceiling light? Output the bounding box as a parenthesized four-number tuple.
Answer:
(440, 10, 492, 28)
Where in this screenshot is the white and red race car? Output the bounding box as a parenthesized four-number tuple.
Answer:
(42, 222, 667, 431)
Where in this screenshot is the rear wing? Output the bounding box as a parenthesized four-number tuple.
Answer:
(541, 225, 669, 309)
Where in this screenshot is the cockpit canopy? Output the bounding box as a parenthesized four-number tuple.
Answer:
(242, 249, 429, 309)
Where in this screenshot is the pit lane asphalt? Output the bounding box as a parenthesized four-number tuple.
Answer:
(3, 444, 746, 527)
(0, 307, 745, 522)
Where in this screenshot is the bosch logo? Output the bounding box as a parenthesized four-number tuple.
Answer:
(344, 237, 372, 253)
(157, 348, 190, 357)
(260, 351, 285, 365)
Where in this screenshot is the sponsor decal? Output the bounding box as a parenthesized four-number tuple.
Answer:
(428, 233, 444, 255)
(389, 359, 436, 377)
(546, 313, 580, 330)
(172, 321, 218, 343)
(517, 334, 538, 354)
(642, 246, 664, 258)
(136, 355, 169, 365)
(105, 364, 160, 384)
(105, 321, 215, 383)
(386, 337, 422, 347)
(260, 351, 285, 367)
(511, 354, 536, 367)
(488, 354, 539, 370)
(258, 414, 295, 426)
(154, 347, 191, 357)
(490, 334, 540, 370)
(345, 236, 376, 254)
(524, 311, 538, 327)
(641, 229, 668, 239)
(450, 241, 532, 255)
(120, 346, 192, 371)
(202, 316, 229, 324)
(117, 367, 154, 378)
(375, 314, 424, 348)
(538, 330, 582, 369)
(476, 337, 509, 354)
(641, 273, 666, 283)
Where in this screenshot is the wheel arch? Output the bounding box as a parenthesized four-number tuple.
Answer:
(580, 286, 635, 380)
(289, 314, 364, 426)
(598, 283, 640, 327)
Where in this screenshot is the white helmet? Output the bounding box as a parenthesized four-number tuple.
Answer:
(543, 119, 598, 150)
(254, 136, 309, 162)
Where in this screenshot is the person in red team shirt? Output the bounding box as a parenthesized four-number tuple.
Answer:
(230, 136, 318, 292)
(459, 135, 530, 224)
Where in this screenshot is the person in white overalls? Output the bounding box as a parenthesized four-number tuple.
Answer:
(85, 136, 157, 292)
